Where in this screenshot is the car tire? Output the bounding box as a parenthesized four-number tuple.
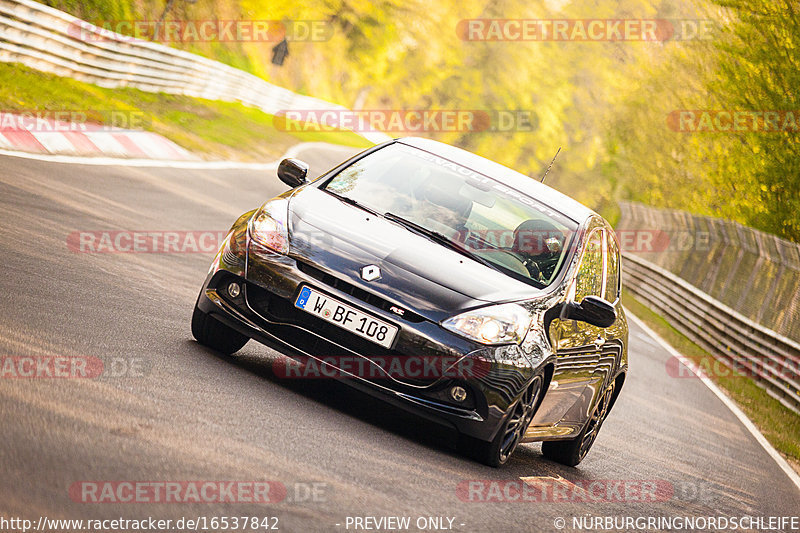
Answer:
(191, 301, 249, 355)
(460, 374, 545, 467)
(542, 382, 615, 467)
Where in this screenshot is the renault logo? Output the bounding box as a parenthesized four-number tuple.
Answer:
(360, 264, 381, 282)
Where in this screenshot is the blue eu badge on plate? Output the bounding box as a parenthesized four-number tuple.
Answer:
(296, 286, 312, 308)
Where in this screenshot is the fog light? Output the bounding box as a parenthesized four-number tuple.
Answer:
(227, 282, 241, 298)
(450, 386, 468, 402)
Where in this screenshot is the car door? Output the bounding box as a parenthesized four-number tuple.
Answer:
(599, 227, 627, 381)
(529, 226, 612, 436)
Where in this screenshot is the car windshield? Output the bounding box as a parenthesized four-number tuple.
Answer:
(322, 143, 578, 288)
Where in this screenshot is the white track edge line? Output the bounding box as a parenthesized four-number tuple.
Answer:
(625, 308, 800, 492)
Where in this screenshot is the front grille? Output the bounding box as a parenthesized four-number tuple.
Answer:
(296, 261, 425, 323)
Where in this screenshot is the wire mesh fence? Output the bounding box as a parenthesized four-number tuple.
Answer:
(617, 201, 800, 343)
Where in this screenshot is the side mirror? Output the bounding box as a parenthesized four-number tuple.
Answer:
(277, 158, 309, 188)
(561, 296, 616, 328)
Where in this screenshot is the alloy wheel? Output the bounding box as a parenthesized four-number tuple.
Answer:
(498, 376, 543, 463)
(578, 383, 614, 461)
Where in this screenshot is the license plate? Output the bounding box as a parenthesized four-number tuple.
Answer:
(294, 286, 398, 348)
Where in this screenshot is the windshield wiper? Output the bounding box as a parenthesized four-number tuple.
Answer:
(382, 212, 503, 273)
(326, 191, 380, 216)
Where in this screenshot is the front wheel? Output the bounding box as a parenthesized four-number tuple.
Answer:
(542, 382, 614, 467)
(461, 375, 544, 467)
(191, 298, 249, 355)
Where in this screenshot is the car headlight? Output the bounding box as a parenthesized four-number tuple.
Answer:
(249, 198, 289, 254)
(441, 303, 532, 345)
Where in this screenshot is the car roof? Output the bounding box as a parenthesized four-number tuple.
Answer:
(396, 137, 596, 223)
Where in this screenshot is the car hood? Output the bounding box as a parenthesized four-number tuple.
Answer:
(286, 187, 542, 322)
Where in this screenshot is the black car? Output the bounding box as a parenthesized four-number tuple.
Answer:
(192, 137, 628, 467)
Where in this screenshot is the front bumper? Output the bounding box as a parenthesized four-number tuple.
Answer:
(198, 248, 547, 442)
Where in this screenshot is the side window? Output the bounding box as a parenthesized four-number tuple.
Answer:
(575, 229, 604, 301)
(604, 231, 621, 302)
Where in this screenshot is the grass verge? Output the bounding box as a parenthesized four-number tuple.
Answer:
(0, 63, 373, 161)
(623, 292, 800, 471)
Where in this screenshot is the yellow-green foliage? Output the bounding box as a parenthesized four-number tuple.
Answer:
(38, 0, 800, 240)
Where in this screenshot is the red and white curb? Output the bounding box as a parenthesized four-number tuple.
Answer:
(0, 113, 197, 160)
(0, 141, 362, 170)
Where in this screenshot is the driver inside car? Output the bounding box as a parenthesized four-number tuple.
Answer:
(511, 219, 565, 282)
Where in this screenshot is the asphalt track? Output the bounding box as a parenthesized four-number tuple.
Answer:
(1, 144, 798, 533)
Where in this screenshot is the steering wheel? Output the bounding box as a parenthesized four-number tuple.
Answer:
(507, 251, 542, 280)
(523, 258, 543, 280)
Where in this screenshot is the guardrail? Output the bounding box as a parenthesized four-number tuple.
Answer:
(0, 0, 389, 144)
(623, 252, 800, 413)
